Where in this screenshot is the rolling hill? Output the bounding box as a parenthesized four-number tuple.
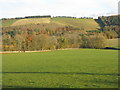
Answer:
(2, 17, 100, 31)
(51, 18, 100, 30)
(11, 18, 51, 26)
(2, 19, 18, 27)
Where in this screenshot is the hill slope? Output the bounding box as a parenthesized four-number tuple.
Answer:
(2, 17, 100, 31)
(2, 19, 18, 27)
(11, 18, 51, 26)
(51, 18, 100, 30)
(96, 15, 120, 37)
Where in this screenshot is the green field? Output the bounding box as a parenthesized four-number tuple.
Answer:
(2, 49, 118, 88)
(2, 18, 100, 31)
(2, 19, 18, 27)
(52, 18, 100, 30)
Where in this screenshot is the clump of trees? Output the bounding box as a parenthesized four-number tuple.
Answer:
(54, 16, 93, 19)
(103, 31, 118, 39)
(86, 30, 118, 39)
(3, 20, 118, 51)
(81, 35, 106, 49)
(1, 15, 51, 20)
(2, 24, 106, 51)
(2, 15, 119, 51)
(96, 15, 120, 37)
(25, 15, 51, 18)
(1, 15, 94, 20)
(2, 35, 106, 51)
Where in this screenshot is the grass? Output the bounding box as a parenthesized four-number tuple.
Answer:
(11, 18, 51, 26)
(105, 38, 119, 49)
(2, 19, 18, 27)
(2, 49, 118, 88)
(2, 18, 100, 31)
(51, 18, 100, 30)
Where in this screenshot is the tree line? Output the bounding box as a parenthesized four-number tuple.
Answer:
(1, 15, 51, 20)
(2, 23, 116, 51)
(96, 15, 120, 37)
(1, 15, 93, 20)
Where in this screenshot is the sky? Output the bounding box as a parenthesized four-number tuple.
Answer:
(0, 0, 119, 18)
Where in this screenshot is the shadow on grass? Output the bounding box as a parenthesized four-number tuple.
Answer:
(103, 47, 120, 50)
(3, 85, 32, 88)
(2, 72, 119, 76)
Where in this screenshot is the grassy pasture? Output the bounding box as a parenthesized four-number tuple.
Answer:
(52, 18, 100, 30)
(2, 49, 118, 88)
(11, 18, 51, 26)
(105, 38, 119, 48)
(2, 19, 18, 27)
(2, 18, 100, 31)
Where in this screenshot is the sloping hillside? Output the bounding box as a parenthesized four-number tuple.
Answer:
(11, 18, 51, 26)
(96, 15, 120, 37)
(51, 18, 100, 30)
(2, 16, 119, 51)
(2, 17, 100, 31)
(2, 19, 18, 27)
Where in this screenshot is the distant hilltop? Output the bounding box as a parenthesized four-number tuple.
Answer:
(1, 15, 94, 20)
(1, 14, 119, 20)
(1, 15, 52, 20)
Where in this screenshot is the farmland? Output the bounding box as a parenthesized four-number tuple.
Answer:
(2, 19, 18, 27)
(11, 18, 51, 26)
(2, 17, 100, 31)
(51, 18, 100, 30)
(1, 15, 119, 88)
(2, 49, 118, 88)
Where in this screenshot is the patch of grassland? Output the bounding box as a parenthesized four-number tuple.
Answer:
(2, 18, 100, 31)
(2, 19, 18, 27)
(51, 18, 100, 30)
(2, 49, 118, 88)
(105, 38, 119, 48)
(11, 18, 51, 26)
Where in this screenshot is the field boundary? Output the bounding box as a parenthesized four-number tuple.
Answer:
(2, 72, 119, 76)
(1, 47, 119, 54)
(0, 48, 80, 54)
